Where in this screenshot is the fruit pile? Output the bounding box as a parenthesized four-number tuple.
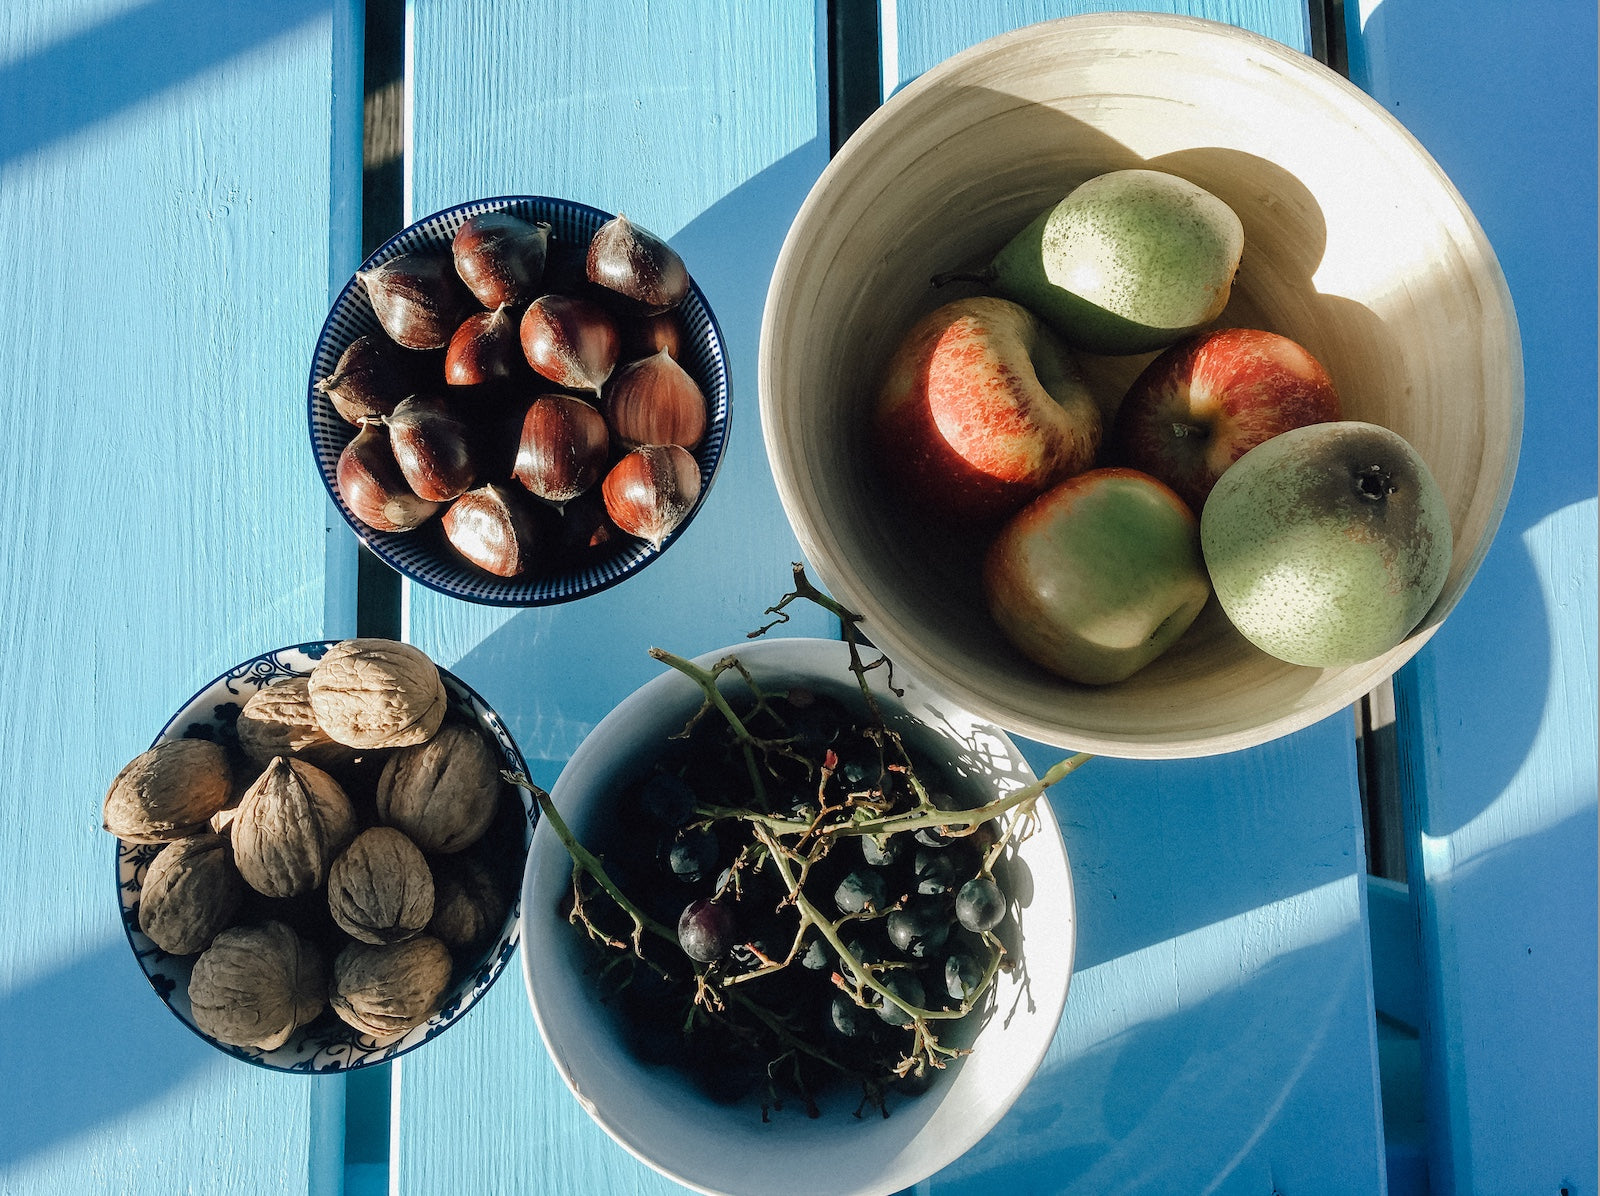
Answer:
(875, 168, 1452, 683)
(516, 581, 1083, 1117)
(318, 210, 709, 577)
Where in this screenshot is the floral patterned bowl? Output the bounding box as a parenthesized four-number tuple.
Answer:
(115, 641, 534, 1072)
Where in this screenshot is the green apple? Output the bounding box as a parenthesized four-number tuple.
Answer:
(956, 169, 1244, 356)
(1199, 420, 1452, 667)
(983, 467, 1212, 685)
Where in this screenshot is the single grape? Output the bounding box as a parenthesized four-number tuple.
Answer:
(677, 897, 736, 962)
(913, 846, 959, 894)
(782, 686, 849, 752)
(832, 731, 884, 790)
(828, 992, 877, 1039)
(914, 788, 971, 848)
(640, 772, 696, 826)
(799, 935, 832, 971)
(886, 899, 953, 958)
(663, 825, 718, 884)
(834, 868, 888, 915)
(955, 877, 1007, 932)
(944, 949, 984, 1001)
(875, 970, 926, 1027)
(861, 833, 903, 867)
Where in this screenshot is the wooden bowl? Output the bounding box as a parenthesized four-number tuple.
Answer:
(758, 14, 1521, 757)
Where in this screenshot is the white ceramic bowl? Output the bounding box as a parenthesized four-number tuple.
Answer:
(759, 14, 1522, 757)
(522, 637, 1075, 1196)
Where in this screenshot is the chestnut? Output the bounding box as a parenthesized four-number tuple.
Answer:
(513, 394, 610, 506)
(452, 211, 550, 309)
(445, 306, 521, 387)
(358, 249, 474, 350)
(621, 311, 685, 362)
(386, 395, 477, 502)
(601, 444, 701, 550)
(520, 295, 620, 395)
(442, 483, 543, 577)
(336, 420, 441, 532)
(601, 347, 707, 451)
(315, 334, 412, 424)
(586, 214, 689, 315)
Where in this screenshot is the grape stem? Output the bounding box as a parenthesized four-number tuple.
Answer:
(502, 770, 676, 951)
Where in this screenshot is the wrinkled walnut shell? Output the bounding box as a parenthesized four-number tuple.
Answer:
(138, 833, 246, 955)
(103, 739, 232, 843)
(328, 827, 435, 945)
(188, 921, 326, 1050)
(232, 757, 358, 898)
(308, 639, 448, 750)
(427, 855, 508, 951)
(235, 676, 359, 772)
(377, 722, 502, 854)
(330, 936, 454, 1040)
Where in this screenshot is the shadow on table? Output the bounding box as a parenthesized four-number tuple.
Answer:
(0, 0, 326, 171)
(0, 939, 218, 1171)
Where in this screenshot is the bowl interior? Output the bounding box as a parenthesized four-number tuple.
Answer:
(309, 195, 732, 607)
(117, 642, 534, 1072)
(759, 14, 1522, 757)
(522, 636, 1075, 1196)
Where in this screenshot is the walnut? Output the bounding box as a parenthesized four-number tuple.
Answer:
(138, 833, 246, 955)
(232, 757, 358, 898)
(103, 739, 232, 843)
(330, 936, 454, 1040)
(235, 676, 359, 772)
(188, 921, 326, 1050)
(307, 639, 447, 750)
(377, 722, 501, 854)
(328, 827, 435, 944)
(427, 856, 508, 951)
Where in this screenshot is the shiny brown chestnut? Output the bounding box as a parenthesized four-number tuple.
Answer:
(586, 214, 690, 315)
(601, 347, 707, 451)
(452, 212, 551, 310)
(445, 306, 521, 387)
(513, 394, 610, 507)
(315, 334, 413, 424)
(386, 395, 477, 502)
(601, 444, 702, 550)
(520, 295, 620, 395)
(337, 420, 442, 532)
(621, 310, 685, 362)
(442, 483, 543, 577)
(359, 249, 474, 350)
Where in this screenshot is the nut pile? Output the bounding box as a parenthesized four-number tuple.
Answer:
(104, 639, 521, 1052)
(320, 209, 712, 577)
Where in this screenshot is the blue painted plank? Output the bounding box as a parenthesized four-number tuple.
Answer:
(1346, 1, 1599, 1191)
(884, 3, 1387, 1189)
(0, 1, 362, 1193)
(398, 2, 836, 1192)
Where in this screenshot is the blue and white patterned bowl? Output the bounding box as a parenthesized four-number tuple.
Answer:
(308, 196, 731, 606)
(116, 641, 535, 1072)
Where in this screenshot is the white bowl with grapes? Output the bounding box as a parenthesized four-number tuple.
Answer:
(518, 615, 1080, 1196)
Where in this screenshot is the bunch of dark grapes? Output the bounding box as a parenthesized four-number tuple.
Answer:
(563, 680, 1020, 1120)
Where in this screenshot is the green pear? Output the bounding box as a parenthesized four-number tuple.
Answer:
(951, 169, 1244, 356)
(1199, 421, 1452, 668)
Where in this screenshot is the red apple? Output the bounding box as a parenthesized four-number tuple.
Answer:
(873, 296, 1101, 522)
(1110, 327, 1340, 512)
(983, 468, 1211, 685)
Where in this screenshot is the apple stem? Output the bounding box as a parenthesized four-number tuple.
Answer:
(1355, 464, 1397, 500)
(1171, 422, 1208, 441)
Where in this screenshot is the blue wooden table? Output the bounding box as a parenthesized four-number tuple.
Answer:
(1, 2, 1593, 1194)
